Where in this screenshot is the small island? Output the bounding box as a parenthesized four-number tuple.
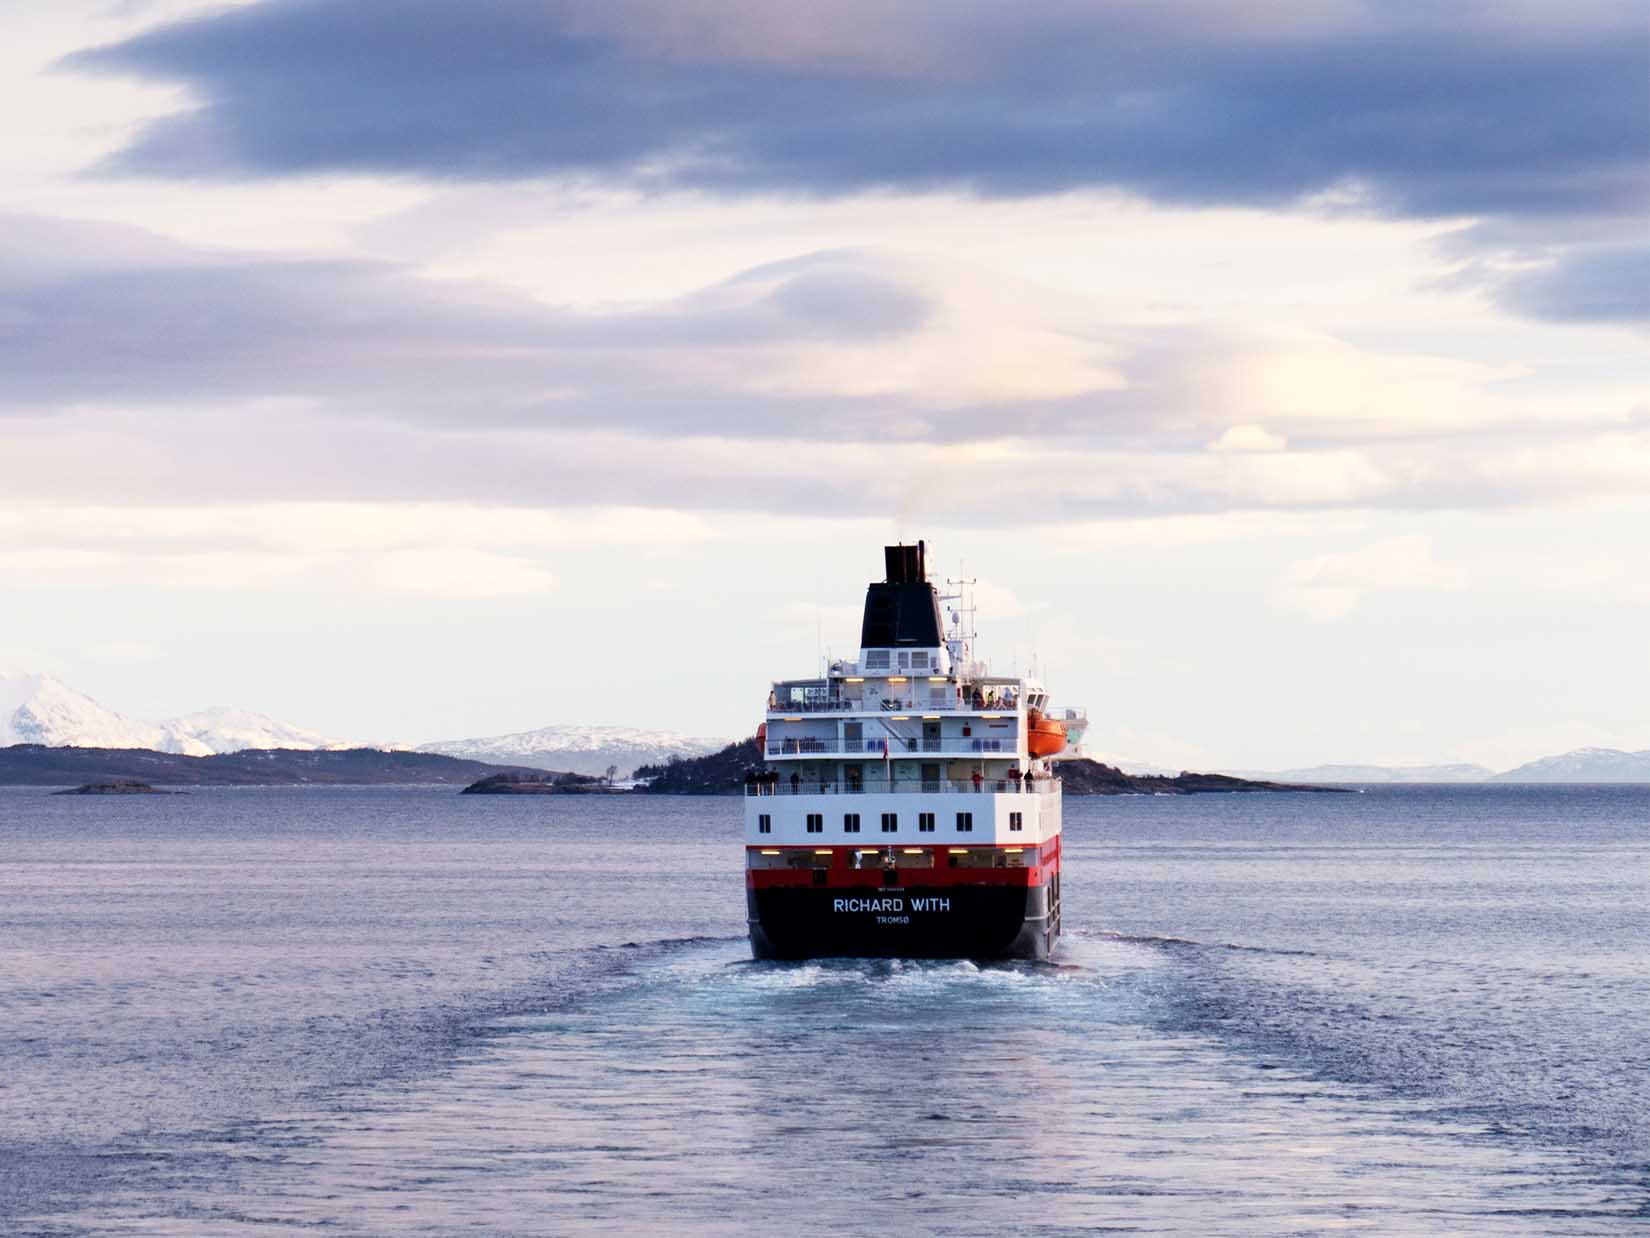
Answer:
(52, 780, 175, 796)
(460, 771, 615, 795)
(1054, 761, 1348, 795)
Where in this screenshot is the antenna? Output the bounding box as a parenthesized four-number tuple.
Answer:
(941, 565, 978, 678)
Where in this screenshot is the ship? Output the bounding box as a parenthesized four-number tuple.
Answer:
(745, 541, 1087, 961)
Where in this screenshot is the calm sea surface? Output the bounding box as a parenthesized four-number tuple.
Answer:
(0, 784, 1645, 1234)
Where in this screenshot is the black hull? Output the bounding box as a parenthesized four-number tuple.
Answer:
(748, 882, 1059, 962)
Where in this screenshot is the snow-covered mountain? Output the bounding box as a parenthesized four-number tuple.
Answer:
(0, 673, 340, 755)
(1490, 748, 1650, 783)
(418, 725, 732, 777)
(158, 707, 338, 756)
(0, 673, 160, 749)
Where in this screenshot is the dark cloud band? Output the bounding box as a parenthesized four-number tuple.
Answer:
(70, 0, 1647, 225)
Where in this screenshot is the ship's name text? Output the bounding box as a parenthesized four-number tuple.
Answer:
(831, 897, 950, 913)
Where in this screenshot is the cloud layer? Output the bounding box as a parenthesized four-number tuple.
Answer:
(3, 215, 1645, 526)
(73, 0, 1646, 227)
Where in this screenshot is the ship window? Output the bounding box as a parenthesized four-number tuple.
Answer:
(806, 813, 823, 834)
(749, 849, 832, 870)
(865, 650, 889, 669)
(758, 814, 771, 834)
(910, 651, 928, 669)
(947, 846, 1036, 869)
(956, 811, 973, 833)
(880, 812, 898, 833)
(1009, 812, 1023, 832)
(844, 812, 861, 833)
(918, 812, 935, 832)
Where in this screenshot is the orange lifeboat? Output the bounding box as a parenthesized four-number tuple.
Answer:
(755, 722, 767, 751)
(1025, 708, 1066, 758)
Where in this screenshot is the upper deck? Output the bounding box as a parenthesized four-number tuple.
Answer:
(758, 541, 1086, 767)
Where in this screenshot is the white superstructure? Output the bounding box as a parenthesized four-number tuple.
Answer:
(743, 542, 1087, 851)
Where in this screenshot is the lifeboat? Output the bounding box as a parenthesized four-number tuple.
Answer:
(755, 722, 767, 751)
(1025, 708, 1066, 758)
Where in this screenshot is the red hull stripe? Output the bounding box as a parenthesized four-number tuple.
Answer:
(747, 837, 1061, 890)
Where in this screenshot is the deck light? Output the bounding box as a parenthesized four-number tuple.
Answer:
(1004, 848, 1024, 854)
(760, 849, 781, 855)
(814, 849, 832, 855)
(948, 848, 969, 854)
(782, 716, 802, 722)
(980, 713, 1001, 720)
(927, 676, 947, 683)
(887, 676, 908, 683)
(845, 677, 865, 683)
(921, 714, 940, 720)
(890, 715, 909, 721)
(901, 848, 924, 855)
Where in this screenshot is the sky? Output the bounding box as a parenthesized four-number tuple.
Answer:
(1, 0, 1646, 771)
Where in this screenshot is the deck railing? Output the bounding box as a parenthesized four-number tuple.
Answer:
(769, 698, 1021, 715)
(767, 737, 1015, 756)
(768, 693, 1023, 713)
(744, 778, 1059, 797)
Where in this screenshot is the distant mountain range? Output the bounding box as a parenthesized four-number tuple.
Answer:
(417, 725, 731, 778)
(0, 673, 338, 755)
(1227, 751, 1649, 784)
(1489, 748, 1650, 783)
(0, 673, 728, 776)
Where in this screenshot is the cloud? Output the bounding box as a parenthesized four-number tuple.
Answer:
(0, 214, 1546, 441)
(67, 0, 1647, 228)
(1208, 424, 1287, 452)
(4, 216, 1647, 524)
(8, 408, 1647, 526)
(0, 501, 698, 594)
(1492, 243, 1650, 326)
(363, 548, 557, 597)
(1275, 533, 1456, 619)
(0, 221, 1128, 423)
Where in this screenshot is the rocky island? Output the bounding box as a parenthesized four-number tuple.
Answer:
(460, 771, 614, 795)
(52, 780, 174, 795)
(1054, 760, 1346, 795)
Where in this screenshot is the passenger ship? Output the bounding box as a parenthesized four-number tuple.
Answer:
(745, 542, 1086, 961)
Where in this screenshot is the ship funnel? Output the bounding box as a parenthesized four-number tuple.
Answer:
(863, 541, 942, 649)
(884, 540, 926, 584)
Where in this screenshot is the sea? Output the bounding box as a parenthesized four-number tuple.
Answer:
(0, 784, 1645, 1235)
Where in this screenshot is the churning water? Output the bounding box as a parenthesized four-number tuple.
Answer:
(1, 784, 1645, 1234)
